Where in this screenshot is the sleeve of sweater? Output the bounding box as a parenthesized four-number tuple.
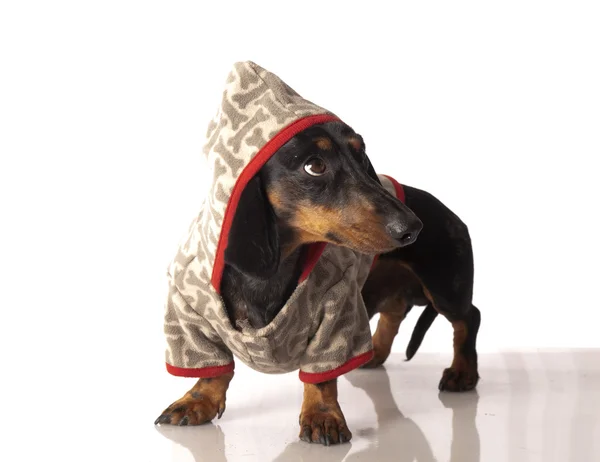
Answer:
(297, 260, 374, 384)
(163, 281, 234, 378)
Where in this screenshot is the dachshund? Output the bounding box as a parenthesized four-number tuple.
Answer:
(155, 120, 480, 445)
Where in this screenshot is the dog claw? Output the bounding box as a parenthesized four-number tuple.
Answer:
(155, 414, 171, 425)
(439, 367, 479, 392)
(300, 412, 350, 445)
(301, 425, 312, 443)
(178, 416, 189, 426)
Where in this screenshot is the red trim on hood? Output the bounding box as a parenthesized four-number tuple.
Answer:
(298, 350, 374, 383)
(299, 242, 327, 283)
(166, 362, 234, 378)
(212, 113, 340, 293)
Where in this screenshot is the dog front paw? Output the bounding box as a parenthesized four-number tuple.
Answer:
(438, 367, 479, 392)
(299, 408, 352, 445)
(154, 394, 225, 426)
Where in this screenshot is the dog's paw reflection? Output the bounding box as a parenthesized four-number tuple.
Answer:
(156, 423, 227, 462)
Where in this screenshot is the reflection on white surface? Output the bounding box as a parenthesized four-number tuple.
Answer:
(151, 350, 599, 462)
(344, 367, 440, 462)
(157, 425, 228, 462)
(3, 351, 599, 461)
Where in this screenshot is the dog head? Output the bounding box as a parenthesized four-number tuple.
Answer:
(224, 121, 422, 278)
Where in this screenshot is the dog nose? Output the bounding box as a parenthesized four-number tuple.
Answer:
(385, 219, 423, 247)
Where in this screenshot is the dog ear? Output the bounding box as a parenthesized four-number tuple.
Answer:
(224, 174, 280, 279)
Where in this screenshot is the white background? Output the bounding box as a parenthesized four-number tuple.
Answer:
(1, 1, 599, 460)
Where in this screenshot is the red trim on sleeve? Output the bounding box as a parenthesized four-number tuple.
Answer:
(166, 362, 235, 378)
(381, 174, 405, 203)
(298, 350, 374, 384)
(211, 113, 340, 293)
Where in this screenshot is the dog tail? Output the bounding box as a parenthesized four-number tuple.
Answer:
(405, 304, 438, 361)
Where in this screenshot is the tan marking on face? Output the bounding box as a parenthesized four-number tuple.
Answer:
(290, 201, 397, 253)
(314, 136, 333, 151)
(267, 186, 395, 254)
(266, 187, 283, 210)
(358, 194, 376, 212)
(348, 136, 362, 151)
(292, 203, 344, 234)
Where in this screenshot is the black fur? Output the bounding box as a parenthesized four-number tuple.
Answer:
(373, 184, 479, 364)
(388, 185, 474, 318)
(222, 245, 303, 329)
(222, 121, 421, 328)
(223, 175, 280, 279)
(220, 120, 478, 370)
(406, 305, 438, 360)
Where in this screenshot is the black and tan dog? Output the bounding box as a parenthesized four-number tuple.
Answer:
(156, 120, 480, 445)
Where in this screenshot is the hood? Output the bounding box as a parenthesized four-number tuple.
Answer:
(196, 61, 340, 293)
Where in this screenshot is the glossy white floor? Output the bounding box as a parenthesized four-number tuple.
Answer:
(8, 350, 596, 462)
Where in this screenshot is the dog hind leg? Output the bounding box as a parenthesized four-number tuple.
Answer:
(438, 305, 481, 392)
(362, 297, 409, 368)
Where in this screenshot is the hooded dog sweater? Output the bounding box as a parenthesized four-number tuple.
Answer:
(162, 61, 405, 383)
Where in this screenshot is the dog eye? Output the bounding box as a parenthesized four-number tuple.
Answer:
(304, 158, 327, 176)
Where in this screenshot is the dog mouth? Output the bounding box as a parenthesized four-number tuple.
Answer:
(324, 211, 422, 253)
(325, 227, 405, 255)
(287, 199, 422, 254)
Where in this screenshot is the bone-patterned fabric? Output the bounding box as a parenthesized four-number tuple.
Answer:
(161, 61, 403, 383)
(171, 61, 334, 287)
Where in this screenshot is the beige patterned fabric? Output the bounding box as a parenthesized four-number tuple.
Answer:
(161, 61, 402, 382)
(378, 175, 397, 198)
